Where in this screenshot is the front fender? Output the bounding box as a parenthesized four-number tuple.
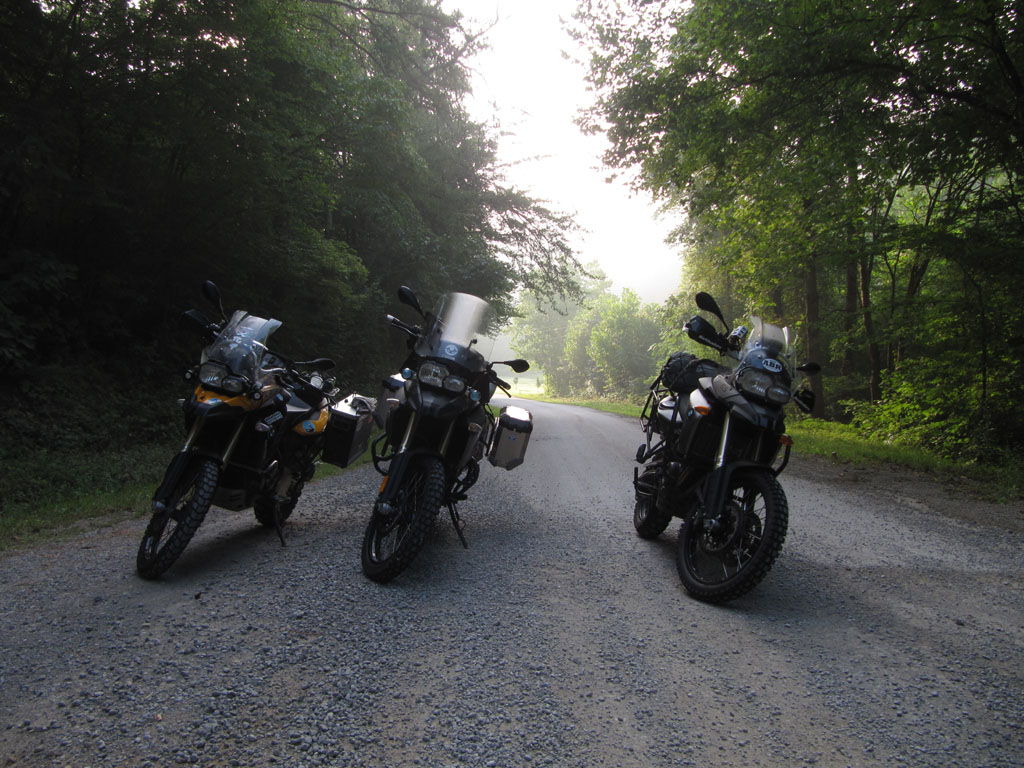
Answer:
(700, 461, 770, 522)
(376, 446, 445, 507)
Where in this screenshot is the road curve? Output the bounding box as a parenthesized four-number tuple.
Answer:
(1, 398, 1021, 767)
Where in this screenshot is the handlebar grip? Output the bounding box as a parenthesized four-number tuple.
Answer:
(386, 314, 420, 337)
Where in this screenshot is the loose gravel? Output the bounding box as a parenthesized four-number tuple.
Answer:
(2, 400, 1022, 767)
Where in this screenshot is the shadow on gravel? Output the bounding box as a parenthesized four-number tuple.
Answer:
(629, 530, 840, 622)
(144, 521, 282, 582)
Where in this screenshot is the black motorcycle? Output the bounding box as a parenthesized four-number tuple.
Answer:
(633, 291, 819, 602)
(137, 281, 373, 579)
(361, 286, 532, 582)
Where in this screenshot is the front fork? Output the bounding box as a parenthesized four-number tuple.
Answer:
(376, 411, 421, 511)
(152, 416, 242, 516)
(697, 411, 789, 533)
(694, 411, 732, 536)
(152, 418, 205, 516)
(375, 414, 470, 547)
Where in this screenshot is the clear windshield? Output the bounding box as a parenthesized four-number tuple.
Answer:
(741, 316, 795, 373)
(201, 310, 282, 380)
(414, 292, 494, 371)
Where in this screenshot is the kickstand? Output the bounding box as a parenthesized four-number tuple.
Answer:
(448, 503, 469, 549)
(274, 505, 287, 547)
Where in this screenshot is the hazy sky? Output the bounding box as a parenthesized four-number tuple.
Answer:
(442, 0, 684, 304)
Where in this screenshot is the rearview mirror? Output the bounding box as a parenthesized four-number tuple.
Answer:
(397, 286, 424, 317)
(202, 280, 226, 323)
(695, 291, 729, 331)
(498, 358, 530, 373)
(797, 362, 821, 375)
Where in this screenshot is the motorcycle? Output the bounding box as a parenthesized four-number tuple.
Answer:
(137, 281, 373, 579)
(362, 286, 532, 583)
(633, 291, 819, 603)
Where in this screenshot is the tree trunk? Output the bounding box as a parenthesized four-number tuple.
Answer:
(859, 255, 883, 402)
(843, 262, 858, 375)
(803, 256, 825, 418)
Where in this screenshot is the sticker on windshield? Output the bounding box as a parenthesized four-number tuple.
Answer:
(444, 344, 459, 357)
(762, 358, 783, 373)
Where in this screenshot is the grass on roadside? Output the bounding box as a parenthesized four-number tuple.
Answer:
(0, 437, 378, 551)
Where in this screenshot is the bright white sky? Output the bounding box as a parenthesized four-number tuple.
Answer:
(442, 0, 684, 304)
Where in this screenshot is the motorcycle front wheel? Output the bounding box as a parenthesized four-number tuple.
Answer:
(675, 468, 788, 603)
(361, 457, 443, 583)
(137, 457, 219, 579)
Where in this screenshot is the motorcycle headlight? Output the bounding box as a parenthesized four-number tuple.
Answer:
(443, 376, 466, 393)
(199, 362, 227, 388)
(766, 385, 791, 404)
(418, 361, 449, 388)
(736, 368, 773, 399)
(221, 376, 246, 395)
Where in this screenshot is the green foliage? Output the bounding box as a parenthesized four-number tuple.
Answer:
(586, 289, 661, 396)
(573, 0, 1024, 462)
(508, 265, 611, 395)
(0, 0, 587, 519)
(510, 278, 662, 399)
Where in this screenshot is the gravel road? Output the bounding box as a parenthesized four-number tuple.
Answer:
(2, 398, 1022, 767)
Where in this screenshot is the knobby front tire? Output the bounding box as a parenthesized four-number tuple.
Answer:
(361, 457, 443, 583)
(675, 468, 788, 603)
(136, 458, 218, 579)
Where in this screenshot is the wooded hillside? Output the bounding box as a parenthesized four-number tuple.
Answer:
(0, 0, 582, 512)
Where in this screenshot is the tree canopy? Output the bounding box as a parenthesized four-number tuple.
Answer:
(0, 0, 585, 490)
(570, 0, 1024, 461)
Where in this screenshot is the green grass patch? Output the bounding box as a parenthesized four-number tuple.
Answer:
(0, 434, 380, 551)
(512, 392, 643, 419)
(0, 441, 175, 548)
(788, 418, 1024, 500)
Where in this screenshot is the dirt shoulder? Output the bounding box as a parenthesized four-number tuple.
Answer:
(787, 452, 1024, 534)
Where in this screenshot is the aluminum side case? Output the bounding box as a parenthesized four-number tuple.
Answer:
(487, 405, 533, 470)
(323, 394, 375, 468)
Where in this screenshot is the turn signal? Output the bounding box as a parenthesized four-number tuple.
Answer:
(694, 405, 711, 416)
(780, 434, 793, 447)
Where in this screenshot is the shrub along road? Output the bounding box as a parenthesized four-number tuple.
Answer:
(1, 399, 1021, 766)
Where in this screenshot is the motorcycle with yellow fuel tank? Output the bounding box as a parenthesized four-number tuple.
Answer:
(137, 281, 373, 579)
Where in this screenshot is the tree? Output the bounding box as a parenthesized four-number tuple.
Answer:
(573, 0, 1024, 456)
(587, 289, 661, 396)
(508, 264, 610, 395)
(0, 0, 590, 512)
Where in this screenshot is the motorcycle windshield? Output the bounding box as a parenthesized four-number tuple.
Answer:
(743, 316, 794, 373)
(415, 292, 494, 370)
(202, 310, 282, 379)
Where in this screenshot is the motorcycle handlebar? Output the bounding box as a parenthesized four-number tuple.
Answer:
(386, 314, 420, 337)
(684, 316, 729, 353)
